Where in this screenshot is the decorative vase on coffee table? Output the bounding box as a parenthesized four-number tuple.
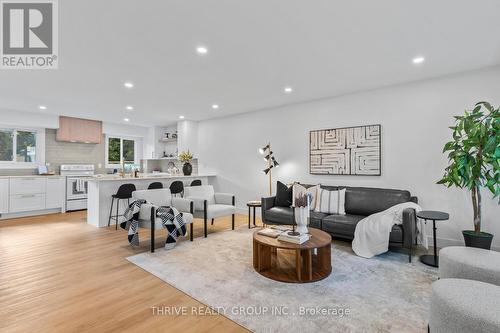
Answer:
(294, 204, 310, 234)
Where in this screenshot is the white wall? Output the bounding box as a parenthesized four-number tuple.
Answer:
(197, 66, 500, 249)
(102, 122, 150, 138)
(0, 109, 153, 165)
(0, 109, 59, 128)
(177, 120, 199, 157)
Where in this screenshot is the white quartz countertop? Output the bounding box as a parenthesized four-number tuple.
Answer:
(0, 175, 64, 179)
(88, 173, 216, 182)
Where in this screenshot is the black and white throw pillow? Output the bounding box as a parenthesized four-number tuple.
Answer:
(314, 188, 346, 215)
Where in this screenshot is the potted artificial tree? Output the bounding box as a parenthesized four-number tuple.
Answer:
(438, 102, 499, 249)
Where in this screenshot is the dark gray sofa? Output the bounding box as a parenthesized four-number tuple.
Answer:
(261, 185, 418, 262)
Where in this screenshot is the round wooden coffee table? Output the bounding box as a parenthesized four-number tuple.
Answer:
(253, 228, 332, 283)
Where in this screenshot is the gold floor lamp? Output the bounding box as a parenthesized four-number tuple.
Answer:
(259, 142, 279, 196)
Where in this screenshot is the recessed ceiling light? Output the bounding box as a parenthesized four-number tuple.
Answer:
(412, 56, 425, 64)
(38, 105, 47, 110)
(125, 106, 134, 111)
(284, 86, 293, 93)
(124, 82, 134, 88)
(179, 115, 185, 119)
(212, 104, 219, 110)
(123, 118, 130, 122)
(196, 46, 208, 55)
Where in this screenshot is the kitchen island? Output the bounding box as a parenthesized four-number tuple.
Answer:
(87, 173, 216, 227)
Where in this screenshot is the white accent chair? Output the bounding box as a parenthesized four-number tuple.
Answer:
(183, 185, 236, 237)
(428, 246, 500, 332)
(132, 188, 194, 252)
(430, 279, 500, 333)
(439, 246, 500, 286)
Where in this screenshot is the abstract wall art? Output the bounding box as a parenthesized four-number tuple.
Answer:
(309, 124, 381, 175)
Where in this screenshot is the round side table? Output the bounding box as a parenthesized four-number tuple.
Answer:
(247, 200, 261, 229)
(418, 210, 449, 267)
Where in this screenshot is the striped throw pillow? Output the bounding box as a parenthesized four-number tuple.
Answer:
(314, 188, 346, 215)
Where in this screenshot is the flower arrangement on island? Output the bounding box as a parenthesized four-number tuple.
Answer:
(178, 150, 193, 163)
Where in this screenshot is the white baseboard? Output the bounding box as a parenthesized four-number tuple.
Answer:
(427, 235, 500, 252)
(0, 208, 63, 220)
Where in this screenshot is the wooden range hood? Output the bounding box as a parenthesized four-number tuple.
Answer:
(56, 116, 103, 144)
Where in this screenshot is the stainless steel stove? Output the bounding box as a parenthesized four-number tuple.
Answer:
(60, 164, 95, 211)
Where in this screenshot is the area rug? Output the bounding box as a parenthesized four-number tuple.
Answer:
(127, 228, 437, 333)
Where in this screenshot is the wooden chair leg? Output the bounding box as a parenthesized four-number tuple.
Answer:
(204, 217, 208, 238)
(211, 218, 214, 225)
(190, 223, 193, 241)
(232, 214, 235, 230)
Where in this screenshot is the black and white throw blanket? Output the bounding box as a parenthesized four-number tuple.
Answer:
(120, 199, 188, 250)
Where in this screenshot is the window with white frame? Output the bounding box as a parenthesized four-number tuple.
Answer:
(106, 136, 136, 166)
(0, 129, 37, 163)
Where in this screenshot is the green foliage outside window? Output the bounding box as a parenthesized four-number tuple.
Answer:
(0, 130, 13, 161)
(123, 139, 135, 162)
(0, 129, 36, 162)
(16, 131, 36, 162)
(108, 137, 135, 164)
(108, 138, 121, 164)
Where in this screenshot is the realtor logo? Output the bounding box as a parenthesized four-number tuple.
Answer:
(1, 0, 58, 69)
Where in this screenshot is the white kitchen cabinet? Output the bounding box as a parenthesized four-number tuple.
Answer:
(10, 193, 46, 212)
(9, 177, 46, 195)
(0, 176, 65, 219)
(0, 179, 9, 214)
(45, 177, 64, 209)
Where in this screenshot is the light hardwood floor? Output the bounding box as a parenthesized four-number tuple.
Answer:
(0, 211, 252, 333)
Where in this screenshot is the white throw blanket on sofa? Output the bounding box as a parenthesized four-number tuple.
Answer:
(352, 202, 423, 258)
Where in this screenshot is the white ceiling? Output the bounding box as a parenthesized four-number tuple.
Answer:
(1, 0, 500, 126)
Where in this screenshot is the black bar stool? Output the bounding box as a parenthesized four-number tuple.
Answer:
(190, 179, 202, 186)
(169, 181, 184, 197)
(108, 183, 136, 230)
(148, 182, 163, 189)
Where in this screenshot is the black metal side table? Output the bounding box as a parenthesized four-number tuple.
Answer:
(247, 200, 261, 229)
(418, 210, 449, 267)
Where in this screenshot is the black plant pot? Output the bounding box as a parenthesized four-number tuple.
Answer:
(182, 162, 192, 176)
(462, 230, 493, 250)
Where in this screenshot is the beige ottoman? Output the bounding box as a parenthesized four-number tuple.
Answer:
(430, 278, 500, 333)
(439, 246, 500, 286)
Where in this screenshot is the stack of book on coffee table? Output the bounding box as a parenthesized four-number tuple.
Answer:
(257, 228, 285, 238)
(277, 231, 311, 244)
(257, 227, 311, 244)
